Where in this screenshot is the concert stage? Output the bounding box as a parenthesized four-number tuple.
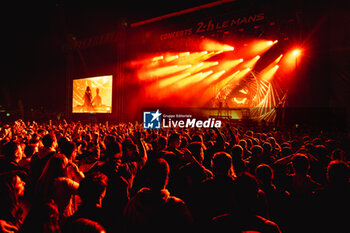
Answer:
(64, 0, 348, 129)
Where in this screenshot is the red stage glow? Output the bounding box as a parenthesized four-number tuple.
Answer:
(128, 37, 291, 120)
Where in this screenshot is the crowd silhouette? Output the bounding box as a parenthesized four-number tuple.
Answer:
(0, 119, 349, 233)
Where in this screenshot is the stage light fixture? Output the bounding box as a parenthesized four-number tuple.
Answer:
(292, 49, 301, 56)
(240, 58, 244, 62)
(274, 54, 283, 63)
(179, 52, 190, 56)
(152, 55, 164, 61)
(165, 55, 180, 62)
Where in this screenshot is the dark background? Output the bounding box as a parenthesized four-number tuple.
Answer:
(1, 0, 219, 112)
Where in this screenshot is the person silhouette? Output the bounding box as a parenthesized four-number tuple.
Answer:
(83, 86, 94, 111)
(93, 88, 102, 108)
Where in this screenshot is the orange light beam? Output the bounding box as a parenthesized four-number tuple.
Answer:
(202, 70, 226, 85)
(242, 55, 260, 69)
(158, 72, 191, 88)
(274, 54, 283, 63)
(235, 68, 251, 80)
(187, 61, 219, 73)
(260, 65, 279, 82)
(250, 40, 276, 55)
(140, 64, 192, 80)
(179, 52, 190, 56)
(219, 59, 244, 72)
(177, 72, 206, 87)
(176, 51, 219, 65)
(201, 39, 234, 51)
(164, 54, 179, 62)
(152, 55, 164, 61)
(215, 70, 241, 90)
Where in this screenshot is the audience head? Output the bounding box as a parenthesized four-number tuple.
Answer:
(20, 199, 60, 233)
(187, 142, 204, 164)
(312, 138, 323, 146)
(231, 145, 243, 161)
(24, 144, 37, 159)
(313, 145, 328, 161)
(291, 139, 300, 152)
(211, 152, 233, 176)
(2, 141, 23, 163)
(292, 153, 310, 175)
(280, 146, 293, 158)
(58, 136, 69, 152)
(246, 138, 253, 150)
(63, 218, 106, 233)
(179, 136, 188, 149)
(0, 171, 26, 223)
(168, 133, 181, 149)
(61, 141, 77, 161)
(262, 142, 272, 154)
(104, 135, 116, 148)
(327, 160, 350, 186)
(331, 149, 346, 161)
(157, 136, 167, 150)
(239, 140, 247, 150)
(234, 172, 259, 209)
(105, 141, 122, 160)
(255, 164, 273, 186)
(78, 172, 108, 207)
(192, 133, 204, 144)
(267, 137, 277, 146)
(251, 145, 263, 157)
(147, 158, 170, 191)
(42, 134, 56, 149)
(122, 138, 138, 158)
(36, 153, 68, 198)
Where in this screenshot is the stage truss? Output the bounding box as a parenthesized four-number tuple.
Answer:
(213, 71, 287, 122)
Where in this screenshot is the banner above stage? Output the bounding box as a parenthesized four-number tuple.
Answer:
(127, 1, 298, 55)
(159, 13, 265, 41)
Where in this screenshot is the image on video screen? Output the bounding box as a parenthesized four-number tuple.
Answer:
(72, 75, 112, 113)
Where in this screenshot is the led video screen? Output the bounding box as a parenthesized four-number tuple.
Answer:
(72, 75, 112, 113)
